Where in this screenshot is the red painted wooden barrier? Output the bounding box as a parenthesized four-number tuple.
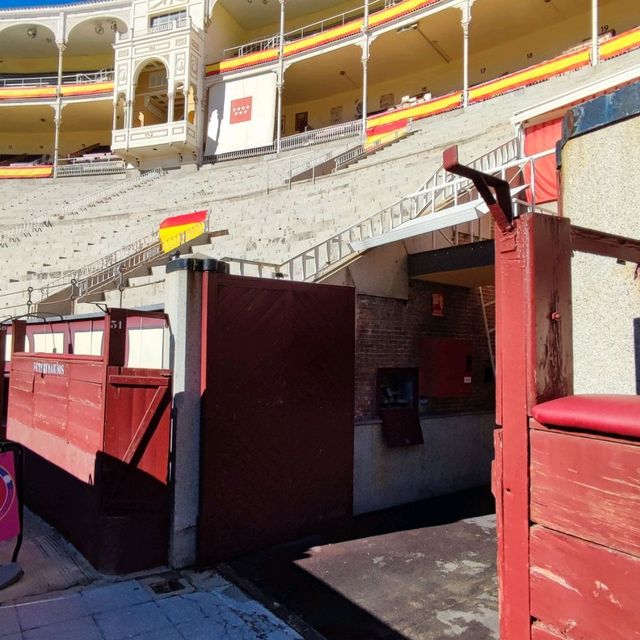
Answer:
(5, 309, 171, 573)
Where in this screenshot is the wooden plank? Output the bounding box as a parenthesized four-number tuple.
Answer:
(530, 525, 640, 640)
(571, 224, 640, 263)
(108, 375, 170, 387)
(531, 429, 640, 557)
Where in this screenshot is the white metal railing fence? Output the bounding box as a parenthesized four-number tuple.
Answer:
(55, 159, 127, 177)
(223, 0, 403, 58)
(150, 17, 190, 33)
(275, 139, 544, 282)
(204, 119, 364, 165)
(40, 220, 208, 301)
(0, 69, 113, 89)
(334, 124, 414, 170)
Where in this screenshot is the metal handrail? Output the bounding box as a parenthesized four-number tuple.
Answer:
(223, 0, 398, 58)
(0, 69, 113, 89)
(276, 138, 530, 281)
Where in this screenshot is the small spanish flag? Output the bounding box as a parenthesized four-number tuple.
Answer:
(159, 210, 207, 254)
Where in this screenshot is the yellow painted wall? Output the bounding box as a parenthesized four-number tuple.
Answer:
(246, 0, 366, 42)
(282, 0, 637, 132)
(0, 54, 114, 75)
(0, 130, 111, 157)
(206, 3, 250, 63)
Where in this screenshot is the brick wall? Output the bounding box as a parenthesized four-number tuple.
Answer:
(355, 280, 495, 419)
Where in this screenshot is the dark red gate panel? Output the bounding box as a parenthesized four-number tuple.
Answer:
(198, 274, 355, 564)
(5, 310, 172, 573)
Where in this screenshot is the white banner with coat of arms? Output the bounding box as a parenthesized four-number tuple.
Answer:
(205, 72, 277, 156)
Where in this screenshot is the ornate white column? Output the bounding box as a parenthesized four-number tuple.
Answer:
(276, 0, 286, 153)
(168, 92, 175, 122)
(53, 42, 66, 177)
(461, 1, 472, 109)
(361, 0, 370, 143)
(591, 0, 599, 66)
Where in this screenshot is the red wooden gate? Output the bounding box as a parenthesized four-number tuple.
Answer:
(5, 309, 171, 573)
(198, 273, 355, 564)
(444, 144, 640, 639)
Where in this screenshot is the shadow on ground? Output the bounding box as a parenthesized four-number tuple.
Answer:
(224, 486, 498, 640)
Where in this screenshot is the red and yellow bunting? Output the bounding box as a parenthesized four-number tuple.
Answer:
(206, 0, 440, 76)
(0, 166, 53, 179)
(0, 81, 113, 101)
(469, 50, 590, 103)
(159, 210, 208, 254)
(600, 26, 640, 61)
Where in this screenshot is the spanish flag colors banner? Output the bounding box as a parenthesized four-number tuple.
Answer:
(0, 166, 53, 179)
(159, 210, 208, 254)
(0, 81, 113, 101)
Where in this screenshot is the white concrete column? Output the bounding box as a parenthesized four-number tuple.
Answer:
(461, 2, 471, 109)
(276, 0, 286, 153)
(361, 0, 370, 144)
(168, 92, 175, 123)
(53, 42, 65, 177)
(591, 0, 599, 66)
(164, 257, 204, 568)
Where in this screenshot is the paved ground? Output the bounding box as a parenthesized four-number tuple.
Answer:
(0, 489, 497, 639)
(227, 487, 498, 640)
(0, 511, 302, 640)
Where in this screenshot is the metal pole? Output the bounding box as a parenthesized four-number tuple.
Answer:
(462, 2, 470, 108)
(276, 0, 286, 153)
(53, 42, 65, 177)
(361, 0, 370, 144)
(591, 0, 599, 66)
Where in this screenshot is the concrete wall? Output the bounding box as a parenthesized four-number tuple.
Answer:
(353, 411, 494, 514)
(562, 113, 640, 395)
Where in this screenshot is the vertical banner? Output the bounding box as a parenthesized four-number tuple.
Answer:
(0, 450, 20, 542)
(205, 72, 277, 156)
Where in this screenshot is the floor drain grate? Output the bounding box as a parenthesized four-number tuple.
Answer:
(140, 575, 194, 599)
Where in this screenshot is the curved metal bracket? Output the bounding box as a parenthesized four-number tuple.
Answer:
(443, 145, 515, 233)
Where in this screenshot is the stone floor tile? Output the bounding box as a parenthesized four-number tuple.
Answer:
(23, 616, 103, 640)
(16, 593, 88, 631)
(0, 605, 21, 637)
(81, 581, 151, 616)
(94, 601, 171, 640)
(130, 627, 182, 640)
(156, 596, 207, 626)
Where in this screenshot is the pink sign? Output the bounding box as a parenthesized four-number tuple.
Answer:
(0, 451, 20, 542)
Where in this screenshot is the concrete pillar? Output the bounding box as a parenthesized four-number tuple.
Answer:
(164, 257, 204, 568)
(168, 92, 175, 123)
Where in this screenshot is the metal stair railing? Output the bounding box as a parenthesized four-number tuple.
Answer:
(40, 219, 211, 302)
(277, 138, 528, 282)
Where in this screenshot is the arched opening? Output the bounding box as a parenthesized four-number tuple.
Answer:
(0, 23, 58, 77)
(58, 100, 113, 159)
(133, 59, 170, 127)
(65, 17, 128, 77)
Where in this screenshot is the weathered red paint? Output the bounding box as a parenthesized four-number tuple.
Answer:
(530, 525, 640, 639)
(198, 273, 355, 565)
(531, 428, 640, 557)
(5, 309, 171, 573)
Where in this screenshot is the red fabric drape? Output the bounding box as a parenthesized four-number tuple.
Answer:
(524, 117, 562, 204)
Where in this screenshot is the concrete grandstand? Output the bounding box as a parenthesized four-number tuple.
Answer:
(0, 0, 638, 503)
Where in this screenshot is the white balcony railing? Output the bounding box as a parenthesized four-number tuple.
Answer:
(0, 69, 113, 89)
(223, 0, 404, 58)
